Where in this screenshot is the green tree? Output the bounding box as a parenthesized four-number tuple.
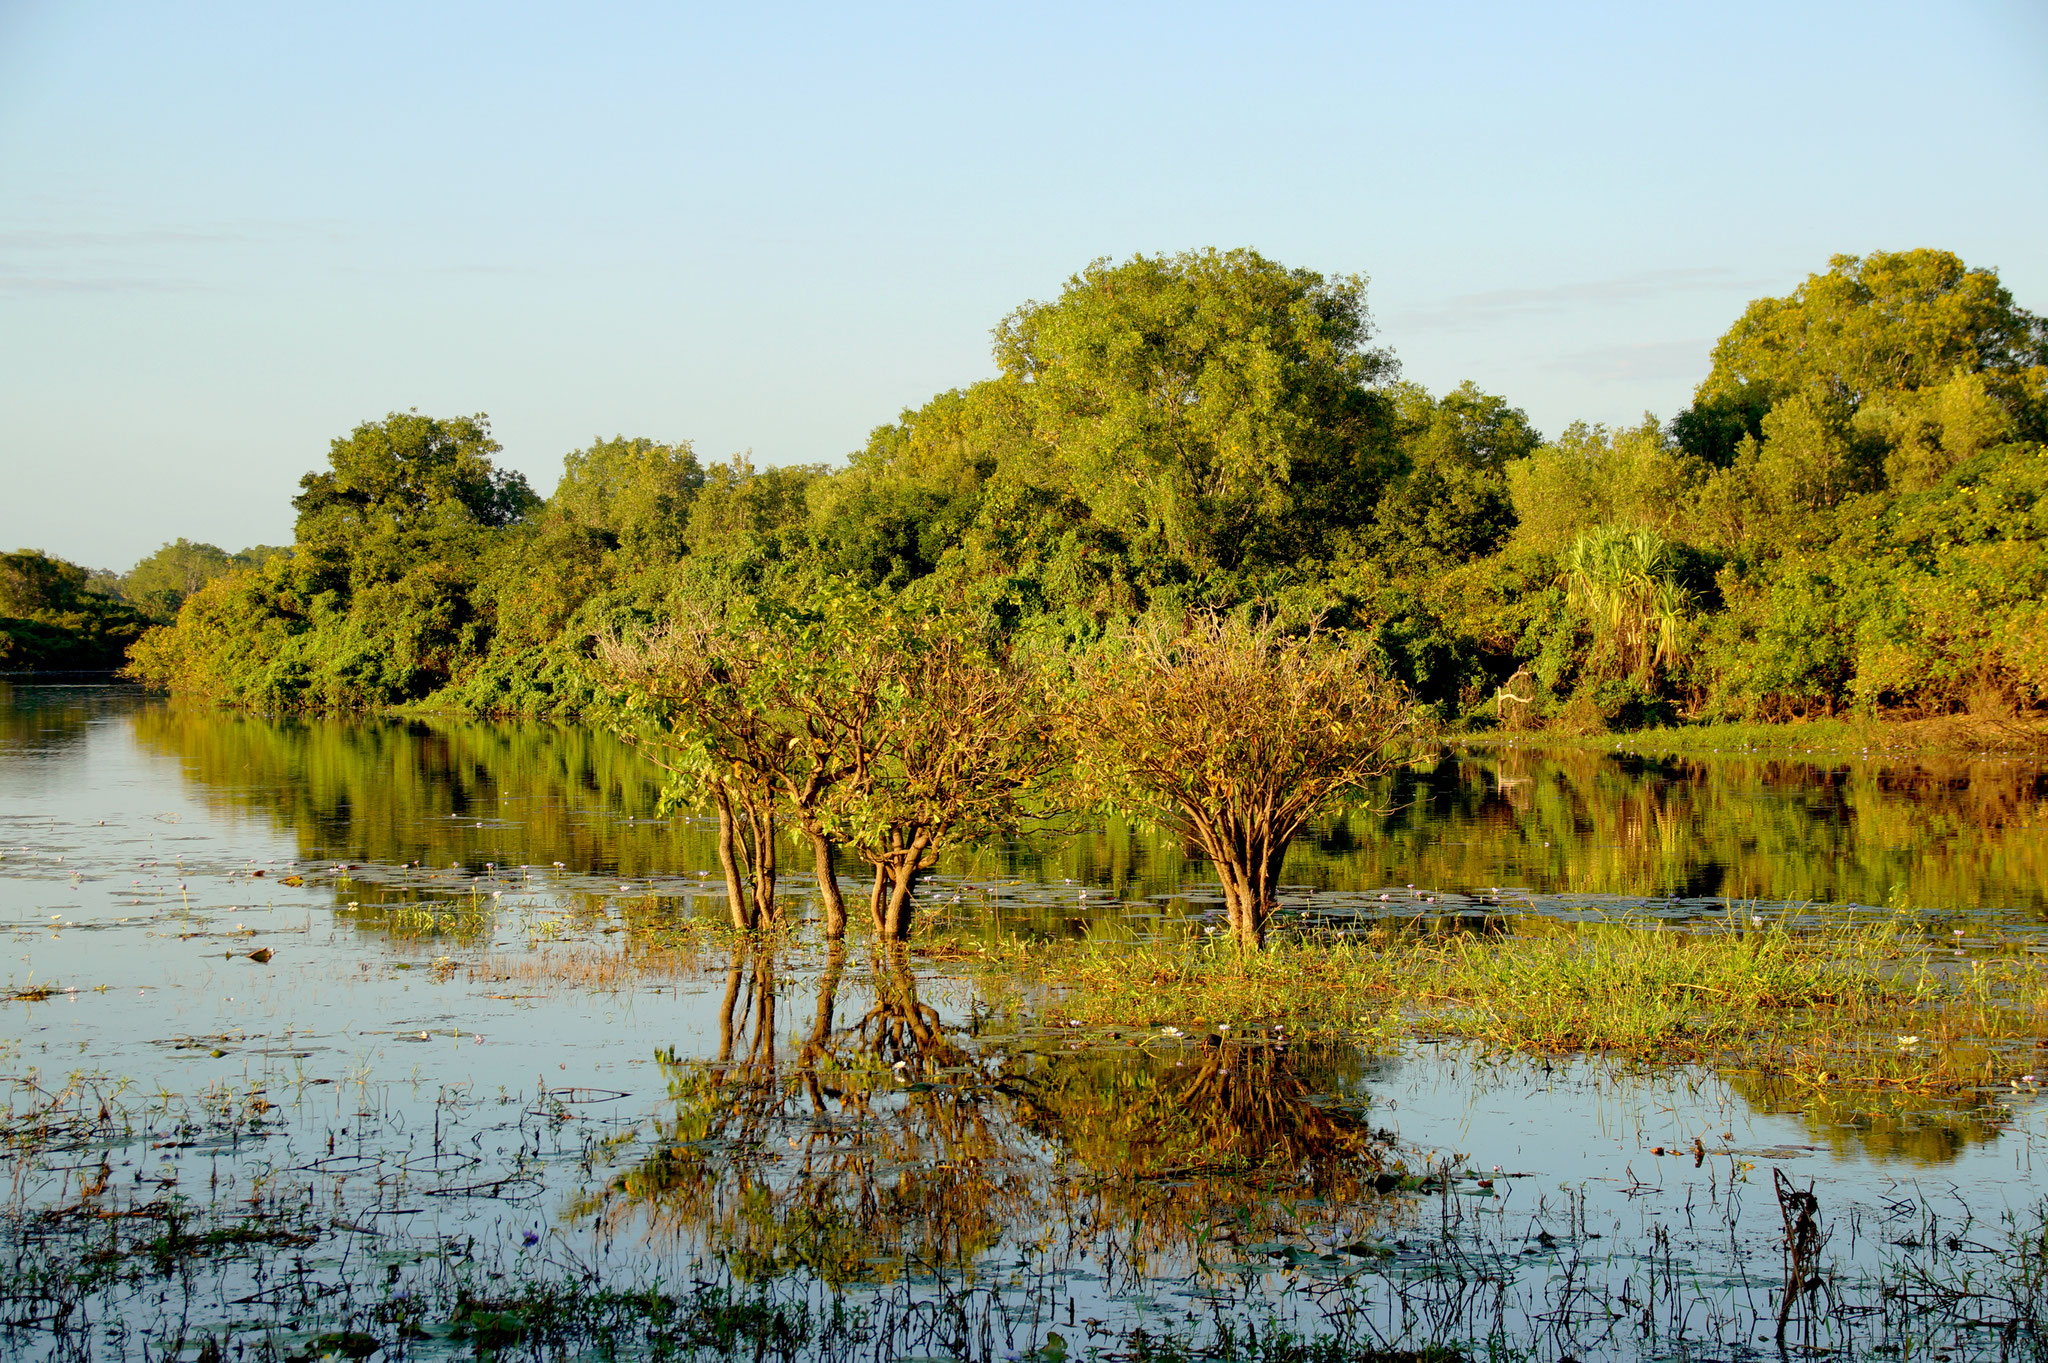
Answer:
(549, 435, 705, 567)
(121, 539, 236, 621)
(292, 411, 538, 589)
(2, 549, 150, 670)
(994, 248, 1398, 576)
(1508, 417, 1703, 557)
(1364, 381, 1536, 573)
(1674, 249, 2048, 473)
(599, 593, 891, 937)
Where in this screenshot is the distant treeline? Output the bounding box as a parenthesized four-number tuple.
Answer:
(21, 246, 2045, 727)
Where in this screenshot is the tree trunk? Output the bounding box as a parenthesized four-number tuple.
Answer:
(800, 942, 848, 1111)
(877, 832, 933, 941)
(809, 832, 848, 940)
(713, 780, 779, 931)
(713, 786, 753, 931)
(868, 863, 889, 934)
(883, 863, 920, 940)
(1204, 839, 1273, 951)
(715, 947, 744, 1064)
(746, 799, 777, 926)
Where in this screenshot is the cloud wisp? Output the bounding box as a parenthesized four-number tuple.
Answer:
(1394, 267, 1769, 335)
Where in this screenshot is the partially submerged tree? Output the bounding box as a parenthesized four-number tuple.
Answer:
(830, 618, 1059, 939)
(1062, 613, 1424, 950)
(599, 596, 886, 935)
(600, 593, 1054, 940)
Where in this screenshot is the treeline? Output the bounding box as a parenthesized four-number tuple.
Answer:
(2, 540, 282, 671)
(86, 246, 2048, 725)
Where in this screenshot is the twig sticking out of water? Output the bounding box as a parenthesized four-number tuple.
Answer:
(1774, 1167, 1829, 1346)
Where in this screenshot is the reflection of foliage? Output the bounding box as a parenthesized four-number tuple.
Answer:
(1724, 1073, 2011, 1166)
(123, 697, 2048, 939)
(577, 948, 1037, 1287)
(0, 684, 98, 753)
(578, 949, 1404, 1293)
(131, 704, 674, 869)
(1021, 1040, 1393, 1198)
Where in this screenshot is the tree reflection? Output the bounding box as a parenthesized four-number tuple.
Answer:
(574, 949, 1407, 1292)
(117, 699, 2048, 934)
(1724, 1072, 2012, 1165)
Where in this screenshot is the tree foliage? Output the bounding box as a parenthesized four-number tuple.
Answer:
(1061, 613, 1424, 950)
(1, 549, 150, 671)
(994, 247, 1398, 576)
(117, 243, 2048, 740)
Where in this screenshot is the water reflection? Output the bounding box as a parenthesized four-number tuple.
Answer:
(114, 694, 2048, 930)
(577, 950, 1411, 1288)
(1724, 1072, 2017, 1165)
(0, 681, 105, 759)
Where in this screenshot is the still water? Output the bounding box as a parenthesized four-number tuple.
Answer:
(2, 683, 2044, 1361)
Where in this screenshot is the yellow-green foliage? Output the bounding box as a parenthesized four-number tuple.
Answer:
(989, 914, 2048, 1088)
(116, 246, 2048, 731)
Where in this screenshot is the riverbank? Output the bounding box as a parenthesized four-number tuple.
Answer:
(1465, 712, 2048, 758)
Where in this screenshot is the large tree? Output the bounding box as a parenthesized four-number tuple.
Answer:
(994, 248, 1398, 577)
(293, 411, 538, 589)
(549, 435, 705, 567)
(1674, 249, 2048, 475)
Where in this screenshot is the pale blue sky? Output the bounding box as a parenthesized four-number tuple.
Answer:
(4, 0, 2045, 569)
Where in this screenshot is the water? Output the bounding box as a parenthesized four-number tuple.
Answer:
(3, 683, 2045, 1361)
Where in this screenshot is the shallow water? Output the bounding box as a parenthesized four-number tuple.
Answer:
(3, 683, 2045, 1361)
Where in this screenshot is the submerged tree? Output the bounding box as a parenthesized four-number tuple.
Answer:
(601, 593, 1056, 940)
(830, 617, 1060, 939)
(1062, 613, 1424, 950)
(599, 595, 885, 935)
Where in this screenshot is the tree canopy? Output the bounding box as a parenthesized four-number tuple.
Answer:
(119, 243, 2048, 736)
(994, 248, 1398, 576)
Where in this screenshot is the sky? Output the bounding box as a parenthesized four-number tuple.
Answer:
(3, 0, 2045, 571)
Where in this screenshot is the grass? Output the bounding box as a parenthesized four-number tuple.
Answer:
(980, 911, 2048, 1090)
(1470, 711, 2048, 758)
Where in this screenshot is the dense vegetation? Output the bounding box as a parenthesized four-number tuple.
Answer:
(20, 246, 2044, 727)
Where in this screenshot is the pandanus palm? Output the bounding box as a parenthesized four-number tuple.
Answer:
(1562, 525, 1693, 683)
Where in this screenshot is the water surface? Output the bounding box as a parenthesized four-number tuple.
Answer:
(3, 684, 2044, 1361)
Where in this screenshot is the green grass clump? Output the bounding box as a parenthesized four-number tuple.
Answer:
(983, 912, 2048, 1089)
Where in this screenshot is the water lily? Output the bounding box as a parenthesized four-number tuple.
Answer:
(1897, 1035, 1920, 1047)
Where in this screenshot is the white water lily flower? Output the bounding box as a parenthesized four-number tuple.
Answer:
(1897, 1035, 1920, 1047)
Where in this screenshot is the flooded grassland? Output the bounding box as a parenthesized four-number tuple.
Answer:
(3, 684, 2046, 1362)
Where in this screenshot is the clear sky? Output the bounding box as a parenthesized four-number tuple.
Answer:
(4, 0, 2045, 570)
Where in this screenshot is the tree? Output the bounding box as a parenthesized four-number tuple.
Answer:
(549, 435, 705, 567)
(292, 411, 538, 589)
(1674, 250, 2048, 472)
(601, 594, 1058, 941)
(1508, 418, 1703, 557)
(994, 248, 1398, 576)
(121, 539, 236, 622)
(1061, 613, 1424, 950)
(829, 616, 1059, 939)
(599, 598, 878, 936)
